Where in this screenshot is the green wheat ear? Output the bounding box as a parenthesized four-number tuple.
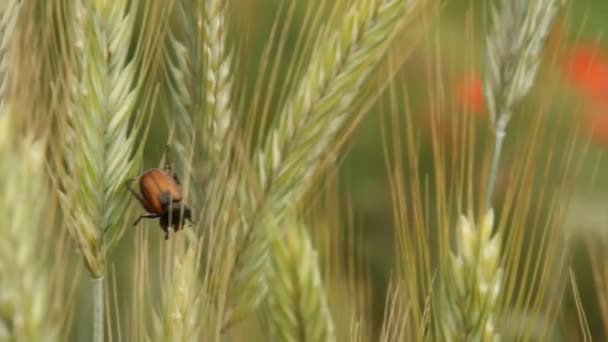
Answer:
(266, 217, 336, 342)
(483, 0, 560, 125)
(154, 246, 204, 342)
(58, 0, 143, 279)
(483, 0, 562, 206)
(435, 1, 563, 339)
(0, 118, 60, 341)
(202, 0, 234, 162)
(0, 3, 57, 338)
(55, 0, 158, 340)
(438, 210, 503, 341)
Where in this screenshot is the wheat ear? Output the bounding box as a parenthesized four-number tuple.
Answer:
(202, 0, 234, 161)
(153, 247, 203, 341)
(437, 1, 562, 338)
(266, 217, 336, 341)
(58, 1, 146, 341)
(225, 0, 422, 328)
(258, 0, 420, 204)
(484, 0, 561, 206)
(0, 10, 61, 332)
(0, 117, 60, 341)
(439, 211, 503, 340)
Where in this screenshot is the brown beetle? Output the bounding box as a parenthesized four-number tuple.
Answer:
(126, 167, 192, 239)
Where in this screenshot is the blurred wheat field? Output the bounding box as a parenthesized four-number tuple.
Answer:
(2, 0, 608, 341)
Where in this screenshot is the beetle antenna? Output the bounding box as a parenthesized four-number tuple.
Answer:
(132, 214, 161, 226)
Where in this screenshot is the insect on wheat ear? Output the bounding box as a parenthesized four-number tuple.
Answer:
(126, 161, 193, 240)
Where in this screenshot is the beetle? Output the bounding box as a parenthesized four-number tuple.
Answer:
(126, 166, 192, 239)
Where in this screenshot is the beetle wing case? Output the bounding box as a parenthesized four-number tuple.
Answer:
(139, 168, 183, 214)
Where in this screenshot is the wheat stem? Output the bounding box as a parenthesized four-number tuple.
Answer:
(92, 276, 104, 342)
(483, 0, 561, 206)
(56, 0, 151, 338)
(485, 114, 509, 208)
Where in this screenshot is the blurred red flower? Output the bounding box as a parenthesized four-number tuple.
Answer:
(455, 73, 484, 115)
(562, 43, 608, 103)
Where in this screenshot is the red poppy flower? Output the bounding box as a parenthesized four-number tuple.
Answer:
(562, 44, 608, 103)
(455, 73, 485, 115)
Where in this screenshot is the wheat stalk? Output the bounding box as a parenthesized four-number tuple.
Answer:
(153, 0, 423, 331)
(140, 0, 243, 336)
(435, 1, 562, 339)
(483, 0, 561, 207)
(151, 0, 239, 334)
(266, 217, 336, 342)
(57, 1, 147, 340)
(223, 0, 423, 329)
(59, 0, 141, 276)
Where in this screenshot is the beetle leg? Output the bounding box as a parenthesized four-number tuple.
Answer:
(159, 216, 171, 240)
(132, 214, 161, 226)
(125, 179, 148, 208)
